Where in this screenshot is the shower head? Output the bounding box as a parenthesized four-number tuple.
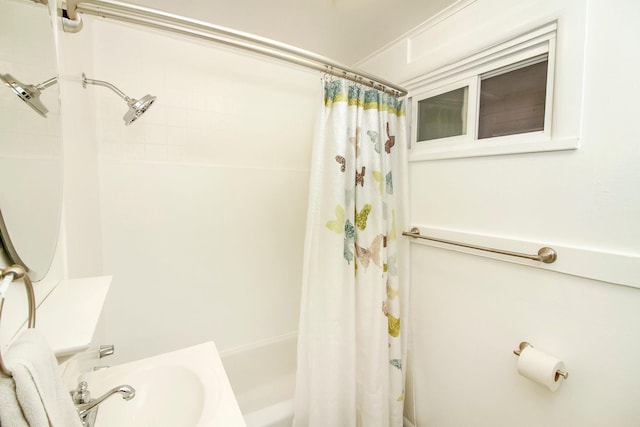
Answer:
(0, 73, 57, 117)
(123, 94, 156, 125)
(81, 73, 156, 125)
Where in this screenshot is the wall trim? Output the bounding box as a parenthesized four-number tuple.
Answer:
(403, 21, 557, 91)
(354, 0, 478, 67)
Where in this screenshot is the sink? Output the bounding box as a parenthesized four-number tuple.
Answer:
(91, 364, 209, 426)
(79, 342, 246, 427)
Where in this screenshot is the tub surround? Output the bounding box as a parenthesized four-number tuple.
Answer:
(221, 333, 297, 415)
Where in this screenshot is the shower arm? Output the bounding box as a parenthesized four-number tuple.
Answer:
(82, 74, 132, 103)
(36, 76, 58, 91)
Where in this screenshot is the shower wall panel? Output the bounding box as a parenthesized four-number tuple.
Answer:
(88, 17, 318, 366)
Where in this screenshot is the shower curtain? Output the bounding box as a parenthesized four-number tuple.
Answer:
(294, 78, 409, 427)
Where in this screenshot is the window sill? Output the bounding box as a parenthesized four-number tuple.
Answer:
(409, 135, 579, 161)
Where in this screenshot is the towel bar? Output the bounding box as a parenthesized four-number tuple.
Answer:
(0, 265, 36, 377)
(402, 227, 557, 264)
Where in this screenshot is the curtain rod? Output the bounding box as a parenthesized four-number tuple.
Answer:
(65, 0, 408, 97)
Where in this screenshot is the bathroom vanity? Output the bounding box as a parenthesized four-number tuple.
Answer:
(1, 275, 245, 426)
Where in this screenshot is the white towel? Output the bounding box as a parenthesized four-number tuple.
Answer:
(0, 329, 82, 427)
(0, 374, 29, 427)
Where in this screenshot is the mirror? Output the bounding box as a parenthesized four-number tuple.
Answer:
(0, 0, 63, 281)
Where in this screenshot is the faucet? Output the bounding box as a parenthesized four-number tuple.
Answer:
(72, 381, 136, 427)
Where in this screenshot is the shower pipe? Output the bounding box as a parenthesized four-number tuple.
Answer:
(63, 0, 408, 97)
(402, 227, 558, 264)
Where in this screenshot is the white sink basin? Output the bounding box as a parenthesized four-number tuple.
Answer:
(80, 342, 245, 427)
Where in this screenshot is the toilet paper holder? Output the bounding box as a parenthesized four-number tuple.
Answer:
(513, 342, 569, 381)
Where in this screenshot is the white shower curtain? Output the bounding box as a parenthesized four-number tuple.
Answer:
(294, 78, 409, 427)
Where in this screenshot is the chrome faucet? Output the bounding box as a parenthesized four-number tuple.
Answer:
(98, 344, 115, 358)
(72, 381, 136, 427)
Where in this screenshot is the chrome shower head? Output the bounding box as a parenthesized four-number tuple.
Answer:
(123, 94, 156, 125)
(0, 73, 57, 117)
(82, 73, 156, 125)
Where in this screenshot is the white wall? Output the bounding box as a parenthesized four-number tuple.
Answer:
(359, 0, 640, 425)
(73, 18, 319, 365)
(58, 11, 103, 280)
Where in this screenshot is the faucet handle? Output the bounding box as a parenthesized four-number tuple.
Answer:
(98, 345, 115, 358)
(72, 381, 91, 404)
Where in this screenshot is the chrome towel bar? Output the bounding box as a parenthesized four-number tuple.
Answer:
(402, 227, 557, 264)
(0, 265, 36, 377)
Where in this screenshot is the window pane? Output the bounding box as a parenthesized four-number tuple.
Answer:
(478, 59, 548, 139)
(417, 87, 468, 141)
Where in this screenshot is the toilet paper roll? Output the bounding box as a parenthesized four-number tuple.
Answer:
(517, 346, 565, 391)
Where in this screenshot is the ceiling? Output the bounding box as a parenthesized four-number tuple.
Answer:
(122, 0, 458, 65)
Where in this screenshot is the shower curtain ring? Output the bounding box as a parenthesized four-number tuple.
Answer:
(323, 66, 336, 83)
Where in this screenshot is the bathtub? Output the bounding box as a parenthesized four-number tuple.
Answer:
(243, 400, 294, 427)
(220, 333, 297, 427)
(220, 333, 416, 427)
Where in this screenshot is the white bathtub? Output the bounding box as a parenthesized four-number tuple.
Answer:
(243, 399, 294, 427)
(220, 333, 297, 427)
(220, 333, 415, 427)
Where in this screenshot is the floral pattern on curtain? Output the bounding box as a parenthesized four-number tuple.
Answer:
(294, 78, 408, 427)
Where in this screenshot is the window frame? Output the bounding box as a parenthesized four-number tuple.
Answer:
(477, 54, 549, 140)
(408, 22, 577, 161)
(414, 77, 478, 147)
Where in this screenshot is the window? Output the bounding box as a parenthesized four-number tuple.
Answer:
(478, 56, 548, 139)
(417, 86, 468, 141)
(408, 22, 579, 160)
